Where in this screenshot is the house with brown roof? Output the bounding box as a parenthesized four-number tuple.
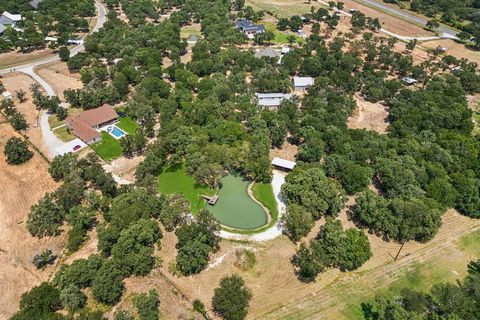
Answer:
(66, 105, 118, 144)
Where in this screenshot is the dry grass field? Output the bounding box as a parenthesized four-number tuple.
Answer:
(347, 94, 389, 134)
(0, 119, 63, 319)
(36, 61, 83, 100)
(153, 207, 480, 320)
(0, 48, 55, 70)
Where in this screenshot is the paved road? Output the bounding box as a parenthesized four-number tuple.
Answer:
(358, 0, 458, 38)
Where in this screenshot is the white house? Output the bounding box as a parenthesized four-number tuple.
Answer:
(2, 91, 13, 100)
(271, 157, 296, 172)
(293, 76, 314, 92)
(256, 93, 292, 110)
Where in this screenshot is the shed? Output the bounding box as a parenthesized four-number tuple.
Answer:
(2, 91, 13, 100)
(272, 157, 296, 172)
(187, 34, 200, 44)
(293, 76, 314, 91)
(401, 77, 417, 85)
(256, 93, 292, 110)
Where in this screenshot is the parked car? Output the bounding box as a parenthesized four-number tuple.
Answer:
(73, 145, 81, 151)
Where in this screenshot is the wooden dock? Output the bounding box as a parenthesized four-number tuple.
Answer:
(201, 194, 219, 205)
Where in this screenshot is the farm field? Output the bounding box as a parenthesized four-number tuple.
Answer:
(157, 164, 215, 213)
(0, 119, 63, 319)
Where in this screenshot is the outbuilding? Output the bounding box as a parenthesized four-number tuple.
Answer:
(271, 157, 296, 172)
(401, 77, 418, 86)
(2, 91, 13, 100)
(293, 76, 314, 92)
(256, 93, 292, 110)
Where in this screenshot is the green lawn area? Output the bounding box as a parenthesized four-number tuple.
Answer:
(252, 182, 278, 222)
(157, 164, 215, 213)
(246, 0, 325, 17)
(53, 126, 76, 142)
(116, 116, 138, 135)
(48, 108, 83, 129)
(180, 24, 202, 38)
(90, 132, 123, 161)
(262, 21, 303, 44)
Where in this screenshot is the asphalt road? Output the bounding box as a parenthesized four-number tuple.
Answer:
(359, 0, 458, 38)
(0, 0, 107, 75)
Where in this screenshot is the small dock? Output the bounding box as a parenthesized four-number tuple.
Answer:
(201, 194, 219, 205)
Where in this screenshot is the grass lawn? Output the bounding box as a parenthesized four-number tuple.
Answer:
(252, 182, 278, 222)
(157, 164, 215, 213)
(262, 21, 303, 44)
(90, 132, 123, 161)
(53, 126, 76, 142)
(180, 24, 202, 38)
(48, 108, 83, 129)
(246, 0, 325, 17)
(116, 116, 138, 135)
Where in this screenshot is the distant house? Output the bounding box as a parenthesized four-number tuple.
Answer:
(66, 105, 118, 144)
(271, 157, 296, 172)
(2, 91, 13, 100)
(0, 11, 22, 26)
(30, 0, 43, 10)
(256, 93, 292, 110)
(187, 34, 200, 44)
(255, 47, 280, 59)
(401, 77, 417, 86)
(235, 19, 265, 39)
(281, 46, 291, 55)
(293, 76, 314, 92)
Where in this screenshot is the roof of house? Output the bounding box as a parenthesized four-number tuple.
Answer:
(271, 157, 296, 170)
(1, 11, 22, 23)
(235, 20, 265, 32)
(2, 91, 12, 98)
(66, 118, 101, 143)
(0, 24, 5, 34)
(401, 77, 417, 84)
(281, 46, 291, 54)
(187, 34, 200, 42)
(31, 0, 43, 9)
(73, 105, 118, 127)
(293, 76, 314, 87)
(256, 93, 291, 99)
(255, 47, 280, 59)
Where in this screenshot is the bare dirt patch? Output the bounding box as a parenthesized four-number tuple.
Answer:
(269, 139, 299, 161)
(0, 122, 63, 319)
(36, 61, 83, 100)
(347, 94, 389, 133)
(1, 72, 50, 156)
(103, 155, 145, 184)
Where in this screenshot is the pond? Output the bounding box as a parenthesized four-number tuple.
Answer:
(208, 175, 268, 230)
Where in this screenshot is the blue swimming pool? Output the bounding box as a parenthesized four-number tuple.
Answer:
(107, 125, 126, 139)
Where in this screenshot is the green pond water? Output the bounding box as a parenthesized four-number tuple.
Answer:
(208, 175, 268, 230)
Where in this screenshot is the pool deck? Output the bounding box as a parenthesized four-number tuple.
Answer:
(219, 170, 287, 241)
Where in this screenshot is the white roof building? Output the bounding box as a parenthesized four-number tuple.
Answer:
(0, 11, 22, 25)
(293, 76, 314, 91)
(256, 93, 292, 109)
(271, 157, 296, 171)
(401, 77, 418, 85)
(2, 91, 13, 100)
(281, 46, 291, 55)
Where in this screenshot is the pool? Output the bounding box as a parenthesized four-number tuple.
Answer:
(107, 125, 126, 139)
(208, 175, 268, 230)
